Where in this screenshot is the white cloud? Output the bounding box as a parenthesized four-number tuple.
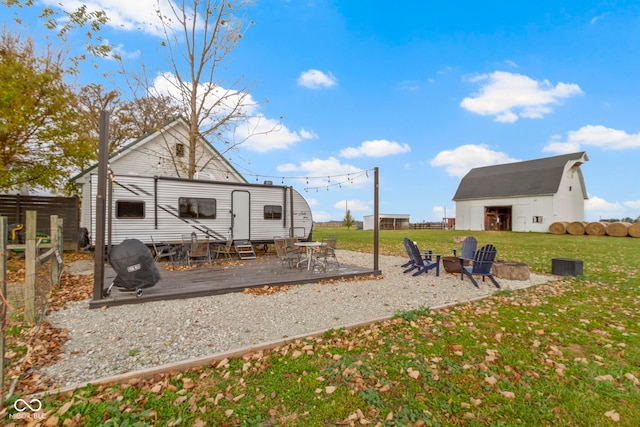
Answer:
(590, 13, 609, 25)
(334, 199, 372, 212)
(277, 157, 369, 189)
(297, 69, 337, 89)
(233, 116, 318, 152)
(108, 42, 141, 60)
(42, 0, 176, 36)
(152, 72, 314, 152)
(311, 211, 332, 222)
(460, 71, 583, 123)
(543, 125, 640, 153)
(585, 195, 625, 220)
(430, 144, 519, 178)
(340, 139, 411, 158)
(432, 205, 455, 219)
(624, 200, 640, 209)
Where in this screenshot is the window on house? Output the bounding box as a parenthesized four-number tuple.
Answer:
(176, 143, 185, 158)
(532, 216, 543, 223)
(116, 200, 145, 219)
(264, 205, 282, 220)
(179, 197, 216, 219)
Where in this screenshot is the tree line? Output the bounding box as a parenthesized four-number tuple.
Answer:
(1, 0, 264, 195)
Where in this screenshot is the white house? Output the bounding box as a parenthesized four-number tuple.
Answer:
(453, 152, 589, 232)
(73, 116, 245, 184)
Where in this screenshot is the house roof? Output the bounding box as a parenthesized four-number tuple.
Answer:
(70, 116, 246, 183)
(453, 152, 588, 201)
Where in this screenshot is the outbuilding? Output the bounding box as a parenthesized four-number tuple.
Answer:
(453, 152, 588, 232)
(363, 214, 411, 230)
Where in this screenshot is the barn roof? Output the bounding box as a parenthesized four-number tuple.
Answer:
(453, 152, 588, 201)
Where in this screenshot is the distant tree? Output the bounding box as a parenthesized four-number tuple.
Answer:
(0, 30, 93, 193)
(343, 209, 355, 229)
(76, 83, 182, 153)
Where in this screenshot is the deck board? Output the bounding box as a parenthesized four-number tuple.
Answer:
(90, 255, 380, 309)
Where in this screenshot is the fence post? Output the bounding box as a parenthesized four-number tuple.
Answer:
(50, 215, 63, 286)
(24, 210, 37, 325)
(1, 216, 7, 399)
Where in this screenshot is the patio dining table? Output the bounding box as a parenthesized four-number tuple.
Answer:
(294, 241, 326, 271)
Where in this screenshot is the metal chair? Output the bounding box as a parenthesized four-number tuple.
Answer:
(317, 236, 340, 270)
(150, 236, 176, 264)
(186, 233, 211, 267)
(211, 237, 235, 260)
(274, 237, 299, 268)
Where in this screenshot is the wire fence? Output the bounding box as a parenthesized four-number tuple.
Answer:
(1, 213, 63, 401)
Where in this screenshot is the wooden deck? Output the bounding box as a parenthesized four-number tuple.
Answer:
(89, 255, 381, 309)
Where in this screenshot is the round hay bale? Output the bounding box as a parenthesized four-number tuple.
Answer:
(549, 221, 569, 235)
(585, 221, 608, 236)
(629, 222, 640, 238)
(606, 222, 631, 237)
(567, 221, 587, 235)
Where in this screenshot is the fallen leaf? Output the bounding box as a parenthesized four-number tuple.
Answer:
(624, 373, 640, 386)
(484, 375, 498, 386)
(501, 391, 516, 399)
(605, 410, 620, 422)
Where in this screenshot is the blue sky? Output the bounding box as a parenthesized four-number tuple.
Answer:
(5, 0, 640, 223)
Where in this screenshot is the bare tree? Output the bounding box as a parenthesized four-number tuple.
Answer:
(148, 0, 264, 178)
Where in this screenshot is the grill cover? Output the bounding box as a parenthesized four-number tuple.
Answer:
(108, 239, 160, 289)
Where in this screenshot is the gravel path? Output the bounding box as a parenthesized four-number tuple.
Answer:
(42, 250, 555, 388)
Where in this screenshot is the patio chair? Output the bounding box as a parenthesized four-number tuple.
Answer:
(317, 236, 340, 270)
(460, 244, 500, 288)
(454, 236, 477, 259)
(274, 237, 299, 268)
(402, 237, 416, 268)
(150, 236, 176, 264)
(211, 237, 235, 260)
(186, 233, 212, 267)
(403, 239, 440, 276)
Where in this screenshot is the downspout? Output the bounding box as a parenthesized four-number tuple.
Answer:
(154, 176, 159, 229)
(289, 186, 295, 237)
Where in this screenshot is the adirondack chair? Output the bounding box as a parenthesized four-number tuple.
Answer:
(454, 236, 477, 259)
(402, 237, 415, 268)
(403, 239, 440, 277)
(402, 237, 431, 269)
(460, 244, 500, 288)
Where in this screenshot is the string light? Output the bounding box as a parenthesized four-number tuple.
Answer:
(131, 146, 375, 192)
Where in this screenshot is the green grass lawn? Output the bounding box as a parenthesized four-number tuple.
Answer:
(13, 228, 640, 426)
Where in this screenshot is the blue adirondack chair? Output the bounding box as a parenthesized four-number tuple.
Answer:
(402, 237, 415, 269)
(402, 237, 431, 272)
(403, 239, 440, 277)
(454, 236, 477, 259)
(460, 244, 500, 288)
